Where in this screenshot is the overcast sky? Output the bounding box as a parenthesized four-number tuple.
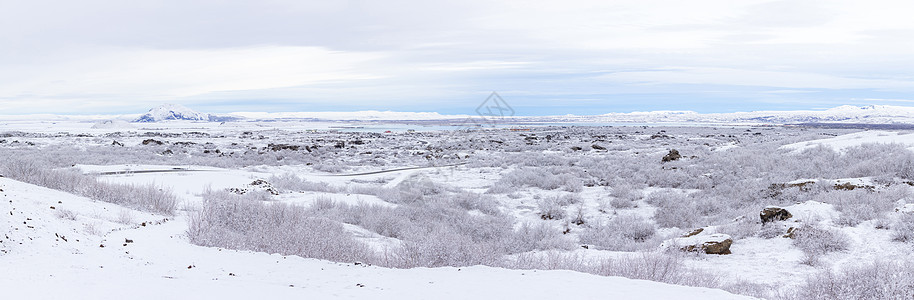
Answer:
(3, 0, 914, 115)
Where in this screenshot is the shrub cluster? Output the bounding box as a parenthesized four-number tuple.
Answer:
(0, 157, 177, 214)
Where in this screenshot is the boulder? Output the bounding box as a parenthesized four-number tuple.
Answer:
(228, 179, 279, 195)
(681, 228, 704, 238)
(670, 233, 733, 255)
(760, 206, 793, 224)
(784, 227, 798, 239)
(661, 149, 681, 162)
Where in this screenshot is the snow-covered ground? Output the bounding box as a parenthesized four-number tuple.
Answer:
(6, 104, 914, 132)
(781, 130, 914, 152)
(4, 115, 914, 299)
(0, 177, 752, 300)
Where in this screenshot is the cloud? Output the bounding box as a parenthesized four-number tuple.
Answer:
(597, 67, 914, 90)
(3, 0, 914, 114)
(0, 46, 386, 107)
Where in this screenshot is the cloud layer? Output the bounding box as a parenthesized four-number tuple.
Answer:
(3, 0, 914, 115)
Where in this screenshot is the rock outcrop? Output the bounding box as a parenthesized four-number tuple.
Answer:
(760, 206, 793, 224)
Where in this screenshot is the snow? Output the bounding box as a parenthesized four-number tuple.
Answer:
(662, 232, 732, 252)
(232, 110, 469, 121)
(134, 104, 214, 122)
(91, 120, 135, 129)
(5, 104, 914, 126)
(0, 178, 753, 300)
(783, 201, 840, 224)
(6, 111, 914, 299)
(781, 131, 914, 152)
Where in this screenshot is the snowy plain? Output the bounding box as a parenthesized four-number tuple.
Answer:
(3, 106, 914, 299)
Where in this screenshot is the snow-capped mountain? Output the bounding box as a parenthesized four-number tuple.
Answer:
(543, 104, 914, 125)
(133, 104, 239, 122)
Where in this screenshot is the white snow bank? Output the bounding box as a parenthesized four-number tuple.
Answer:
(90, 119, 135, 129)
(781, 131, 914, 153)
(783, 201, 840, 224)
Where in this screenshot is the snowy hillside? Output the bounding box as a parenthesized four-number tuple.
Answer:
(0, 177, 752, 300)
(134, 104, 239, 122)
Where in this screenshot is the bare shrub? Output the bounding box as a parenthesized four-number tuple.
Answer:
(537, 197, 566, 220)
(55, 208, 78, 221)
(117, 209, 134, 224)
(490, 167, 583, 193)
(452, 192, 501, 215)
(816, 189, 895, 226)
(579, 215, 658, 251)
(791, 261, 914, 300)
(83, 223, 100, 235)
(386, 227, 505, 268)
(892, 213, 914, 243)
(0, 158, 177, 214)
(610, 197, 636, 209)
(269, 173, 340, 193)
(792, 225, 850, 265)
(311, 162, 348, 173)
(510, 223, 576, 252)
(188, 190, 376, 263)
(568, 203, 587, 225)
(504, 252, 720, 288)
(651, 197, 700, 229)
(610, 184, 640, 209)
(716, 214, 763, 239)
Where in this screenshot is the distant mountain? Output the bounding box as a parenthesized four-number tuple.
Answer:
(14, 103, 914, 125)
(134, 104, 239, 122)
(557, 104, 914, 125)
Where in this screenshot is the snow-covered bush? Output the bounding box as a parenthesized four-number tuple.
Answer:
(505, 252, 719, 288)
(188, 190, 376, 263)
(54, 208, 78, 221)
(510, 222, 576, 252)
(793, 261, 914, 300)
(451, 192, 501, 215)
(537, 197, 566, 220)
(609, 184, 639, 209)
(0, 157, 177, 214)
(815, 189, 895, 226)
(490, 167, 583, 193)
(716, 214, 763, 239)
(892, 213, 914, 243)
(648, 191, 700, 229)
(792, 225, 850, 265)
(579, 215, 658, 251)
(386, 227, 504, 268)
(269, 173, 341, 193)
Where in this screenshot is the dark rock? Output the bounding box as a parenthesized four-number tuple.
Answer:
(682, 228, 704, 238)
(661, 149, 681, 162)
(760, 206, 793, 224)
(675, 234, 733, 255)
(141, 139, 165, 145)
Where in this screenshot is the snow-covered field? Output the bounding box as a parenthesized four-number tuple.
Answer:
(3, 177, 756, 300)
(3, 115, 914, 299)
